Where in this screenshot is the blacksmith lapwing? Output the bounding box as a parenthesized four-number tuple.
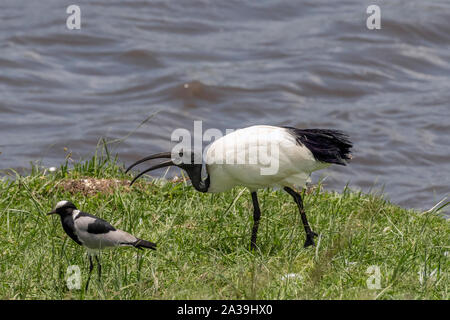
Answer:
(48, 200, 156, 290)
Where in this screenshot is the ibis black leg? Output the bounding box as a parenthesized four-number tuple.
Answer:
(95, 255, 102, 279)
(85, 255, 94, 291)
(250, 192, 261, 251)
(284, 187, 318, 248)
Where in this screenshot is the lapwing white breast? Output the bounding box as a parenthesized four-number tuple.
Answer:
(48, 200, 156, 290)
(126, 125, 352, 250)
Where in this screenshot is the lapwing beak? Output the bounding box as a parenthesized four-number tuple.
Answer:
(126, 152, 175, 186)
(47, 210, 57, 215)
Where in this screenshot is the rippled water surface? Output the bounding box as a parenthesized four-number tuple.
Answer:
(0, 0, 449, 214)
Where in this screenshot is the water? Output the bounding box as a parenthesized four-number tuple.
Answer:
(0, 0, 449, 215)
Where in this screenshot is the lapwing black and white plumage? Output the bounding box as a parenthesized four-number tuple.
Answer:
(48, 200, 156, 290)
(126, 125, 352, 250)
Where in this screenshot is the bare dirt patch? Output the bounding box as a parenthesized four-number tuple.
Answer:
(58, 178, 131, 196)
(56, 176, 187, 196)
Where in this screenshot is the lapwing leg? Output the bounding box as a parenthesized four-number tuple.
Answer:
(284, 187, 318, 248)
(95, 255, 102, 280)
(250, 191, 261, 251)
(85, 255, 94, 291)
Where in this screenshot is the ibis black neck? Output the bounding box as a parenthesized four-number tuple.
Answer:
(182, 163, 210, 193)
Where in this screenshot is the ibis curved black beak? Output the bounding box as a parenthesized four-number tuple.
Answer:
(127, 152, 175, 186)
(125, 152, 172, 173)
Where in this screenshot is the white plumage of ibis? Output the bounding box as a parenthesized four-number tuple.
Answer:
(126, 125, 352, 250)
(48, 200, 156, 290)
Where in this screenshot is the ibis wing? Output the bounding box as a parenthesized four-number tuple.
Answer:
(205, 125, 321, 191)
(283, 127, 352, 165)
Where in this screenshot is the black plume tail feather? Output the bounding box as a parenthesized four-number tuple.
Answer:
(284, 127, 353, 165)
(134, 238, 157, 250)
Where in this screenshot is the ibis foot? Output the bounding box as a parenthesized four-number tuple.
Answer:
(304, 231, 318, 248)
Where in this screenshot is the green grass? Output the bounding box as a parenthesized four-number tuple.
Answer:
(0, 152, 448, 300)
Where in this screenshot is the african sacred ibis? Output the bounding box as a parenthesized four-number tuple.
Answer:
(126, 125, 352, 250)
(48, 200, 156, 290)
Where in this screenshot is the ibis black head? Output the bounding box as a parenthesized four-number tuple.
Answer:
(47, 200, 77, 216)
(126, 149, 209, 192)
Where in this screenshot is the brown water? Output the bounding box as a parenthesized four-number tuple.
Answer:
(0, 0, 449, 215)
